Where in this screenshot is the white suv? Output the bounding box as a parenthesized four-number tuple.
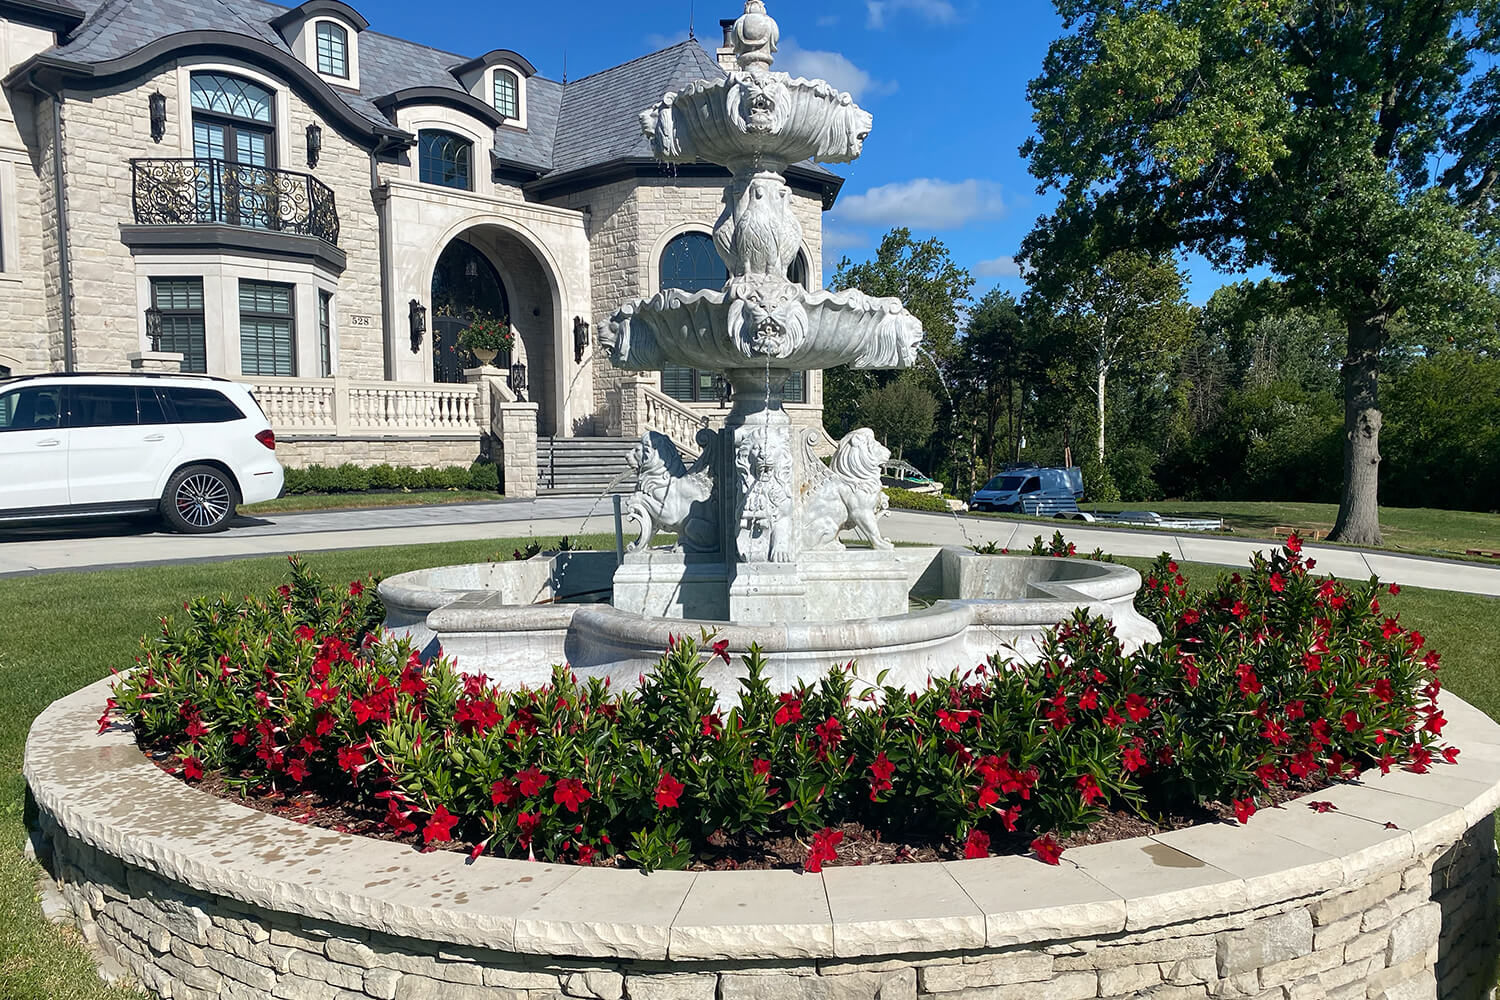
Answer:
(0, 373, 285, 533)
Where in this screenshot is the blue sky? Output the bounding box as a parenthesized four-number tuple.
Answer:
(360, 0, 1243, 304)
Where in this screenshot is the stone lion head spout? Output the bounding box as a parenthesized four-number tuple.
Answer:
(730, 74, 791, 136)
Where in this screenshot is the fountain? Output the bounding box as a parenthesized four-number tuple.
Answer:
(382, 1, 1159, 697)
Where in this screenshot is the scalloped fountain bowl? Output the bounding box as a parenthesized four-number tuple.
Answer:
(379, 547, 1160, 698)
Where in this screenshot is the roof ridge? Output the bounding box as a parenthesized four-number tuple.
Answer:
(566, 38, 716, 87)
(206, 0, 290, 50)
(62, 0, 131, 48)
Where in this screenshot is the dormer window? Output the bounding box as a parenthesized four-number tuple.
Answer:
(418, 130, 473, 190)
(316, 21, 349, 78)
(492, 69, 519, 121)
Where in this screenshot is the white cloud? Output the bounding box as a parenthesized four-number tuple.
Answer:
(834, 178, 1009, 231)
(815, 14, 840, 26)
(643, 30, 690, 51)
(866, 0, 959, 30)
(775, 38, 895, 101)
(975, 255, 1022, 278)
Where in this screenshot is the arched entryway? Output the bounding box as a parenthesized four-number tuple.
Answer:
(431, 238, 510, 384)
(429, 225, 561, 436)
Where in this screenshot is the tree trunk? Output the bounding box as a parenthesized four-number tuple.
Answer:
(1329, 318, 1384, 546)
(1095, 366, 1108, 466)
(1014, 382, 1026, 463)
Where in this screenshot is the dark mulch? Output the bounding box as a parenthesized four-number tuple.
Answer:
(144, 744, 1340, 872)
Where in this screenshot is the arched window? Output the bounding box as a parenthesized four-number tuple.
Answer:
(418, 130, 473, 190)
(315, 21, 349, 78)
(190, 72, 276, 228)
(659, 233, 726, 401)
(493, 69, 520, 120)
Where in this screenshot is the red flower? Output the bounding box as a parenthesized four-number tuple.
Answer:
(1342, 710, 1363, 733)
(963, 829, 991, 859)
(1285, 534, 1303, 554)
(1302, 652, 1322, 672)
(654, 772, 685, 809)
(337, 746, 365, 779)
(1262, 719, 1290, 747)
(384, 801, 417, 836)
(1077, 687, 1100, 710)
(576, 844, 597, 866)
(700, 713, 722, 738)
(307, 681, 340, 707)
(815, 716, 844, 753)
(293, 625, 317, 642)
(491, 779, 517, 806)
(278, 585, 292, 599)
(1030, 835, 1063, 865)
(1231, 600, 1249, 619)
(1308, 800, 1337, 813)
(711, 639, 731, 664)
(1286, 700, 1306, 720)
(1232, 798, 1256, 825)
(181, 756, 204, 781)
(805, 828, 843, 873)
(1423, 711, 1447, 735)
(1181, 608, 1201, 626)
(516, 767, 549, 798)
(1076, 774, 1103, 805)
(774, 694, 803, 727)
(1388, 583, 1401, 595)
(285, 757, 309, 783)
(184, 718, 208, 744)
(1269, 572, 1286, 593)
(1124, 693, 1150, 722)
(553, 778, 591, 813)
(516, 811, 540, 846)
(423, 805, 458, 844)
(1236, 664, 1261, 696)
(1382, 617, 1402, 640)
(752, 758, 772, 777)
(349, 580, 365, 597)
(1121, 746, 1147, 772)
(1371, 678, 1394, 704)
(1102, 706, 1125, 729)
(231, 727, 250, 746)
(868, 752, 895, 800)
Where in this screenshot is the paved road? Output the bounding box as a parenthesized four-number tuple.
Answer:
(2, 500, 1498, 597)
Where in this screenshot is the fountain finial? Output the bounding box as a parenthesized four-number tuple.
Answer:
(731, 1, 779, 72)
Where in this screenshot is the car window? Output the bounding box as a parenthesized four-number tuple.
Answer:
(163, 387, 244, 423)
(137, 387, 168, 425)
(68, 385, 140, 428)
(1021, 477, 1041, 493)
(0, 386, 63, 431)
(986, 475, 1028, 491)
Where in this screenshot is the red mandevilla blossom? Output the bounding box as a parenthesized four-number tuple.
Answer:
(554, 778, 591, 813)
(349, 580, 365, 597)
(516, 767, 549, 798)
(655, 772, 685, 809)
(805, 828, 843, 873)
(181, 756, 204, 781)
(423, 805, 458, 844)
(868, 752, 895, 800)
(963, 829, 991, 859)
(1233, 798, 1256, 825)
(1268, 572, 1286, 593)
(711, 639, 731, 664)
(1031, 834, 1063, 865)
(1124, 693, 1150, 722)
(1076, 774, 1103, 805)
(1121, 746, 1147, 772)
(774, 693, 803, 727)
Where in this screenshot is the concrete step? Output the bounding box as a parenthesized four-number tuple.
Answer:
(536, 437, 638, 495)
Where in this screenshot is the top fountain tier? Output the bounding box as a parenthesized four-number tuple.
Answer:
(641, 1, 873, 173)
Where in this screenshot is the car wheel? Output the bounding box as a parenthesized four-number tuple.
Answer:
(160, 465, 239, 533)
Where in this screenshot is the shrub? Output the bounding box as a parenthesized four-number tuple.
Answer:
(275, 461, 501, 495)
(884, 487, 948, 512)
(367, 464, 403, 491)
(1082, 462, 1120, 503)
(467, 460, 500, 492)
(105, 540, 1454, 872)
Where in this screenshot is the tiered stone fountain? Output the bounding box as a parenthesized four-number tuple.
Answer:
(381, 1, 1159, 697)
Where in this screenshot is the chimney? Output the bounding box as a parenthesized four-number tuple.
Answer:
(716, 18, 737, 72)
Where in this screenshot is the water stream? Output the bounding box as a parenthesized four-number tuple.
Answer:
(573, 466, 638, 537)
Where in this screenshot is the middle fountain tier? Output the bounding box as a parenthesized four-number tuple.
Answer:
(600, 0, 927, 624)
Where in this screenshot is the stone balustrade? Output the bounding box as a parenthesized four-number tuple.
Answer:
(244, 377, 482, 438)
(25, 675, 1500, 1000)
(640, 383, 707, 457)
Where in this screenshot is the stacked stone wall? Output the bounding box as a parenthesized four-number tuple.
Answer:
(38, 812, 1498, 1000)
(272, 436, 484, 470)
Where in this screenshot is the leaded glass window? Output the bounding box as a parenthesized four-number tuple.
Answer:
(190, 73, 274, 123)
(318, 290, 333, 377)
(315, 21, 349, 78)
(151, 278, 207, 374)
(239, 280, 296, 377)
(418, 131, 473, 190)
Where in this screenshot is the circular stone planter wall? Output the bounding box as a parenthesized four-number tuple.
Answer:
(27, 676, 1500, 1000)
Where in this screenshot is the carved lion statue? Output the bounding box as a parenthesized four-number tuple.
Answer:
(798, 427, 893, 551)
(626, 430, 719, 552)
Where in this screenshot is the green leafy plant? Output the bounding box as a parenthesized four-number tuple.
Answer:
(456, 315, 514, 354)
(884, 487, 948, 512)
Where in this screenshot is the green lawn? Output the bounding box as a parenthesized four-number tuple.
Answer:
(242, 490, 503, 515)
(0, 543, 1495, 996)
(974, 500, 1500, 563)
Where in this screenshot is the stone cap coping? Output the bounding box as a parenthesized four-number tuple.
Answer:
(26, 676, 1500, 963)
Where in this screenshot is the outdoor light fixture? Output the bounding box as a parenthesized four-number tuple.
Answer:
(408, 298, 426, 352)
(573, 316, 589, 363)
(305, 123, 323, 168)
(148, 91, 167, 143)
(508, 361, 527, 401)
(713, 373, 730, 408)
(144, 304, 163, 351)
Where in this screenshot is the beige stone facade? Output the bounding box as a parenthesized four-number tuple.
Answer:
(0, 4, 837, 489)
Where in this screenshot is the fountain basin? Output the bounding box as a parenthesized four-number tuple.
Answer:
(379, 547, 1160, 697)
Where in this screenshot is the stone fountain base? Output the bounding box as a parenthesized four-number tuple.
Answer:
(379, 547, 1160, 698)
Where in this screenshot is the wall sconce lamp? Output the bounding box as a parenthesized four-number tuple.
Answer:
(144, 304, 163, 351)
(305, 123, 323, 168)
(573, 316, 589, 364)
(408, 299, 426, 353)
(508, 362, 527, 402)
(148, 91, 167, 143)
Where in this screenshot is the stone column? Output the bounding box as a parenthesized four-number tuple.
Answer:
(495, 401, 539, 499)
(126, 351, 183, 374)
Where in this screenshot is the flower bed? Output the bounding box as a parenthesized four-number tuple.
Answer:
(103, 541, 1457, 872)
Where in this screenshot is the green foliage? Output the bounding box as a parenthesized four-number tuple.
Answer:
(107, 545, 1455, 869)
(1383, 352, 1500, 512)
(858, 380, 938, 459)
(456, 315, 514, 354)
(884, 487, 948, 512)
(1083, 462, 1121, 503)
(282, 461, 501, 496)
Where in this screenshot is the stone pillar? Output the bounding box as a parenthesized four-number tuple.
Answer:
(495, 402, 539, 499)
(126, 351, 183, 374)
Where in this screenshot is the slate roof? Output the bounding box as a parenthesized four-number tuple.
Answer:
(22, 0, 836, 192)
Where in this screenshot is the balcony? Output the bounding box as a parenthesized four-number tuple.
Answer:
(130, 158, 340, 247)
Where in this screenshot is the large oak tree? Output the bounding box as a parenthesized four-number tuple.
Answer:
(1021, 0, 1500, 543)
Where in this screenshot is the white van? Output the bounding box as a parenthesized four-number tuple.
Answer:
(0, 373, 284, 533)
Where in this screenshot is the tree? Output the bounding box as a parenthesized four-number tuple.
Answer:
(1022, 0, 1500, 544)
(953, 290, 1046, 476)
(1028, 249, 1193, 467)
(857, 379, 938, 460)
(826, 229, 975, 439)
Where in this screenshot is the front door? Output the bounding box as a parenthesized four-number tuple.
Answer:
(431, 239, 510, 384)
(0, 384, 68, 511)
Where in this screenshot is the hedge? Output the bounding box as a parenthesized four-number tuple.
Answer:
(281, 461, 499, 495)
(884, 487, 949, 512)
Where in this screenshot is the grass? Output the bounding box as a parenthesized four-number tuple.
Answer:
(242, 490, 503, 515)
(0, 542, 1495, 996)
(971, 500, 1500, 563)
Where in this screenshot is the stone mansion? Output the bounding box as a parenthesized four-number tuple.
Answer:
(0, 0, 840, 494)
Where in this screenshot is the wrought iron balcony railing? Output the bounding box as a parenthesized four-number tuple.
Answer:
(131, 157, 340, 247)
